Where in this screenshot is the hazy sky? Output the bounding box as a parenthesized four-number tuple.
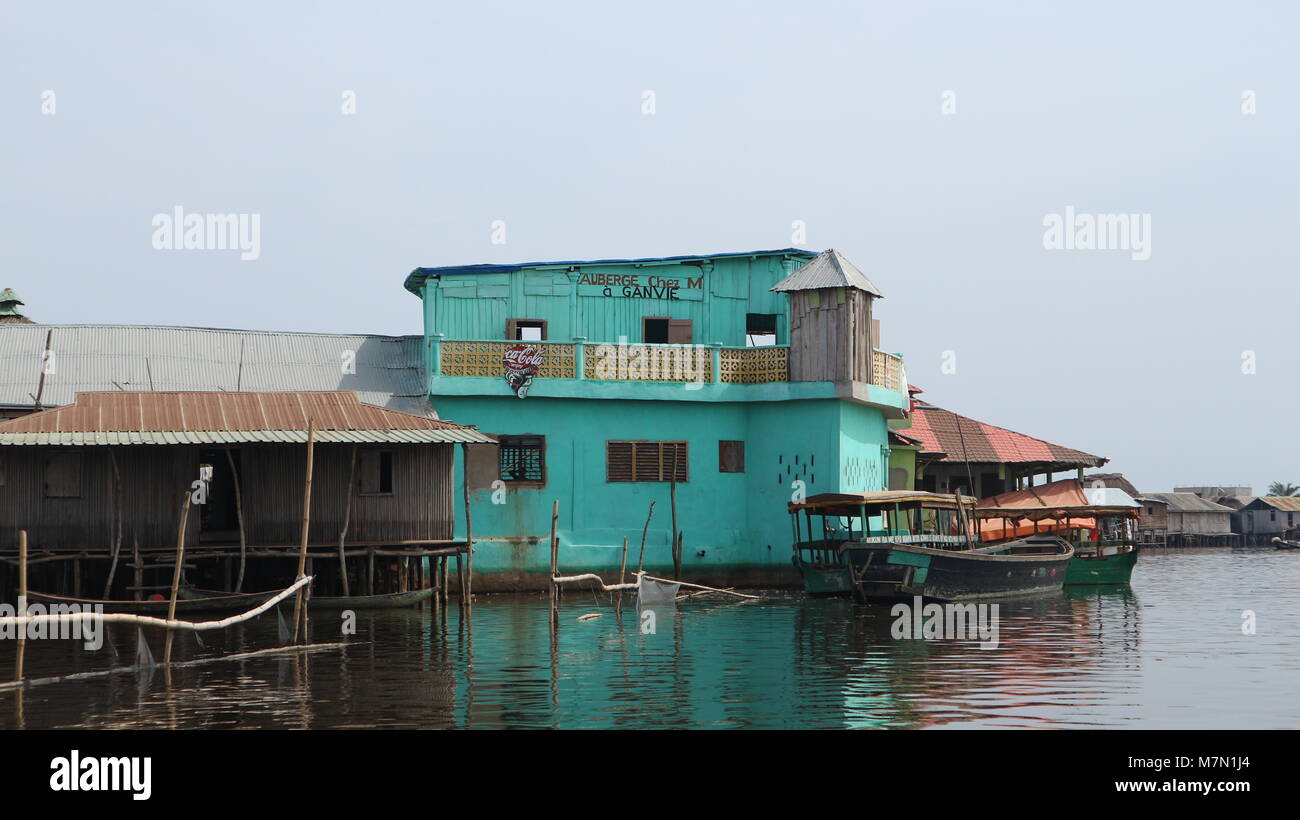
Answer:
(2, 1, 1296, 493)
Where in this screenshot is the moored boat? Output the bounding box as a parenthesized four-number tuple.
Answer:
(975, 480, 1142, 586)
(1272, 528, 1300, 550)
(787, 491, 1073, 601)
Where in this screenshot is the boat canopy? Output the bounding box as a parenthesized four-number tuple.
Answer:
(973, 479, 1139, 539)
(789, 490, 975, 516)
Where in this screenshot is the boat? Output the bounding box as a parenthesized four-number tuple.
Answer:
(789, 491, 979, 597)
(974, 480, 1142, 586)
(1273, 528, 1300, 550)
(25, 588, 282, 616)
(305, 588, 435, 610)
(789, 491, 1071, 601)
(181, 587, 436, 611)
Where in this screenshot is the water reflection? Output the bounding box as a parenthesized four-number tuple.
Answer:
(1, 551, 1299, 729)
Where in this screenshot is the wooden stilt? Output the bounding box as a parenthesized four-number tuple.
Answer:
(462, 443, 474, 603)
(291, 419, 316, 644)
(549, 499, 559, 608)
(224, 446, 248, 593)
(15, 530, 27, 682)
(132, 535, 142, 602)
(637, 500, 655, 573)
(163, 491, 192, 665)
(337, 444, 357, 597)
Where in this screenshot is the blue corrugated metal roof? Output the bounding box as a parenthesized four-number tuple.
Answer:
(403, 248, 819, 295)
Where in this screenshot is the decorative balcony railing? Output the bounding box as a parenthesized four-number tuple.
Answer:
(872, 349, 906, 392)
(435, 339, 905, 390)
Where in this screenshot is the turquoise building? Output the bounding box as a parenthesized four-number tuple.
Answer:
(404, 248, 909, 589)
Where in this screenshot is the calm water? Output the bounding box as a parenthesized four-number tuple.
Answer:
(2, 549, 1298, 729)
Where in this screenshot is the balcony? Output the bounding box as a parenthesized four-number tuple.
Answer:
(434, 339, 906, 390)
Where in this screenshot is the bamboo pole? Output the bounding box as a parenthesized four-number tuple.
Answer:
(462, 443, 474, 603)
(2, 575, 312, 635)
(670, 447, 681, 579)
(15, 530, 27, 682)
(291, 418, 316, 643)
(641, 574, 763, 600)
(224, 446, 248, 593)
(637, 500, 656, 573)
(551, 573, 638, 592)
(163, 490, 192, 665)
(548, 499, 559, 607)
(337, 444, 357, 597)
(132, 535, 142, 602)
(102, 450, 123, 598)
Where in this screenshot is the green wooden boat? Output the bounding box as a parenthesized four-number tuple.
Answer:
(789, 491, 978, 597)
(1065, 545, 1138, 585)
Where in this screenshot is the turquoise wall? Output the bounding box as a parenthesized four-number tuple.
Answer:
(420, 252, 814, 345)
(435, 395, 889, 589)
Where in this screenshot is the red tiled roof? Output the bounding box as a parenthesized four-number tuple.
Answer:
(908, 401, 1104, 468)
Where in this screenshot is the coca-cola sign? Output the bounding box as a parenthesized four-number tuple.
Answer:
(503, 344, 543, 398)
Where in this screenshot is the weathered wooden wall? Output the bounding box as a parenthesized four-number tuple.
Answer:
(0, 442, 454, 551)
(787, 288, 872, 384)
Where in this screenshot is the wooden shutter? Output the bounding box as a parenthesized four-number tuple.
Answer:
(506, 319, 518, 340)
(667, 319, 693, 344)
(606, 441, 634, 481)
(719, 441, 744, 473)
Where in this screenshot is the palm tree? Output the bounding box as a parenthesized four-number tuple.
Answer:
(1267, 482, 1300, 497)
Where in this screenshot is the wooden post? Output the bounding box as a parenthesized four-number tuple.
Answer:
(15, 530, 27, 681)
(637, 500, 656, 573)
(549, 499, 559, 607)
(619, 536, 629, 585)
(132, 535, 142, 602)
(225, 446, 248, 593)
(367, 549, 375, 596)
(103, 449, 124, 598)
(337, 444, 357, 597)
(291, 418, 316, 643)
(462, 443, 474, 603)
(163, 490, 192, 665)
(670, 446, 681, 579)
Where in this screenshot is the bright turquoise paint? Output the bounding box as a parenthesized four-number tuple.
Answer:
(411, 249, 906, 589)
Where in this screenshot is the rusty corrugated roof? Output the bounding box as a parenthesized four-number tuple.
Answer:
(0, 391, 496, 446)
(907, 401, 1105, 467)
(1249, 496, 1300, 512)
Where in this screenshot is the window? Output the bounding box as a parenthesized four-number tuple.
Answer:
(44, 451, 83, 498)
(642, 317, 692, 344)
(607, 441, 688, 482)
(506, 319, 547, 341)
(359, 450, 394, 494)
(718, 440, 745, 473)
(745, 314, 777, 347)
(498, 435, 545, 485)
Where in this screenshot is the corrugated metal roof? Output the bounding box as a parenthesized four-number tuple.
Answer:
(770, 249, 883, 296)
(1138, 492, 1235, 513)
(0, 391, 496, 446)
(404, 248, 819, 295)
(1248, 496, 1300, 512)
(0, 325, 430, 416)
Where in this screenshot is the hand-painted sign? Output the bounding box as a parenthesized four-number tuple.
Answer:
(575, 272, 705, 301)
(504, 344, 543, 398)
